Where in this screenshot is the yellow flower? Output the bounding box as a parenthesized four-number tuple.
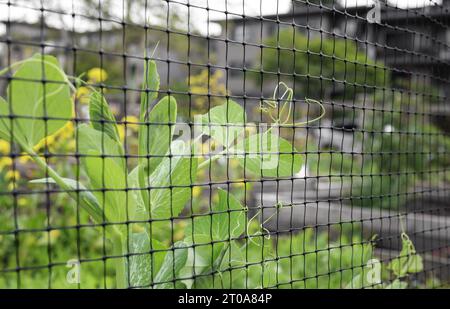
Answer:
(117, 124, 125, 142)
(5, 170, 20, 181)
(88, 68, 108, 83)
(0, 140, 10, 154)
(17, 153, 32, 165)
(67, 140, 76, 151)
(7, 183, 14, 190)
(18, 198, 28, 207)
(37, 230, 61, 245)
(188, 69, 227, 110)
(59, 122, 74, 138)
(33, 135, 56, 152)
(192, 186, 202, 198)
(76, 86, 90, 105)
(121, 115, 139, 132)
(49, 230, 61, 242)
(0, 157, 12, 170)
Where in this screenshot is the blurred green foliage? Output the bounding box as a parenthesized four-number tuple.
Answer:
(352, 92, 450, 208)
(252, 28, 389, 100)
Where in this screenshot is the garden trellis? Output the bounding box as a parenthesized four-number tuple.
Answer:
(0, 0, 449, 289)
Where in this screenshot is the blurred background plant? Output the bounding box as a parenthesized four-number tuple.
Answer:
(173, 69, 228, 119)
(252, 28, 389, 100)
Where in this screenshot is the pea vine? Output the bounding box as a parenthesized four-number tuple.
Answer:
(0, 54, 423, 289)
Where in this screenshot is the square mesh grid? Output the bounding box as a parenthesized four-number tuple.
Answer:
(0, 0, 449, 289)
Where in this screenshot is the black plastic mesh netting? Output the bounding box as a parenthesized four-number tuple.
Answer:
(0, 0, 449, 289)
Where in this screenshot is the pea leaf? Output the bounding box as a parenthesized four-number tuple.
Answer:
(139, 59, 160, 125)
(30, 177, 104, 223)
(127, 166, 147, 221)
(83, 151, 127, 225)
(244, 236, 278, 288)
(345, 260, 382, 289)
(0, 97, 15, 142)
(128, 231, 166, 288)
(388, 255, 409, 278)
(138, 60, 163, 170)
(89, 91, 121, 144)
(139, 95, 177, 212)
(149, 141, 197, 219)
(153, 242, 188, 289)
(137, 60, 160, 210)
(140, 96, 177, 173)
(193, 241, 247, 289)
(0, 54, 72, 147)
(388, 233, 423, 278)
(183, 234, 226, 276)
(231, 131, 303, 177)
(407, 254, 423, 274)
(186, 189, 246, 242)
(77, 124, 125, 171)
(183, 190, 246, 284)
(200, 99, 246, 147)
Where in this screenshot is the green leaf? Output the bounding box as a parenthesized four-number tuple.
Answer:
(139, 59, 160, 124)
(77, 124, 125, 171)
(0, 54, 72, 147)
(345, 261, 382, 289)
(137, 59, 160, 210)
(129, 231, 166, 288)
(244, 236, 278, 288)
(190, 240, 249, 289)
(138, 60, 162, 169)
(182, 190, 245, 282)
(149, 142, 197, 219)
(127, 166, 147, 221)
(30, 177, 103, 223)
(89, 91, 121, 144)
(186, 189, 246, 242)
(346, 272, 365, 289)
(140, 96, 177, 173)
(407, 254, 423, 274)
(200, 99, 246, 147)
(388, 233, 423, 278)
(153, 242, 188, 289)
(138, 95, 176, 212)
(183, 234, 226, 276)
(0, 97, 14, 142)
(388, 256, 409, 278)
(215, 189, 247, 239)
(232, 130, 303, 177)
(83, 151, 127, 225)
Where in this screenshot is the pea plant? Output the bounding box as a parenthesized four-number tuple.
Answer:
(0, 54, 423, 289)
(347, 232, 424, 289)
(0, 54, 305, 288)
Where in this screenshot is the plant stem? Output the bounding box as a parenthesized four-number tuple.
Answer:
(22, 145, 72, 192)
(22, 144, 103, 221)
(23, 143, 128, 287)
